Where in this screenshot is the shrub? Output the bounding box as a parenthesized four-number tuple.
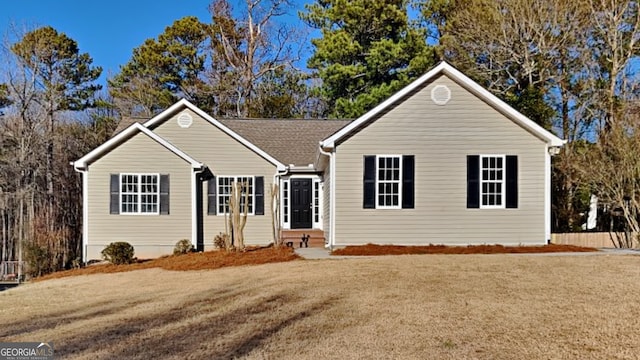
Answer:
(173, 239, 195, 255)
(214, 232, 229, 249)
(101, 242, 135, 265)
(24, 242, 53, 278)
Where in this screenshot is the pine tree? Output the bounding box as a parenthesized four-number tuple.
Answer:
(302, 0, 435, 118)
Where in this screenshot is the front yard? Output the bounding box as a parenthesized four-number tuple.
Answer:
(1, 253, 639, 359)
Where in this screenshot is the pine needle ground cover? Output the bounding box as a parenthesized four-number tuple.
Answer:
(1, 254, 639, 359)
(37, 246, 300, 281)
(332, 243, 598, 256)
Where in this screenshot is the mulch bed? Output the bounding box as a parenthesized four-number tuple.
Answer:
(36, 246, 300, 281)
(331, 243, 599, 256)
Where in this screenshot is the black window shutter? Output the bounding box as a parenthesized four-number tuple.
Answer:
(110, 174, 120, 214)
(160, 174, 170, 215)
(402, 155, 415, 209)
(207, 176, 217, 215)
(255, 176, 264, 215)
(467, 155, 480, 208)
(506, 155, 518, 208)
(363, 155, 376, 209)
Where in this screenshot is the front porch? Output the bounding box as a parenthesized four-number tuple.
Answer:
(280, 229, 326, 248)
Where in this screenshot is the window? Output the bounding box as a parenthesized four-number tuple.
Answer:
(467, 155, 518, 209)
(377, 156, 402, 208)
(207, 176, 264, 216)
(283, 180, 289, 223)
(120, 174, 159, 214)
(480, 155, 505, 208)
(218, 176, 254, 214)
(314, 181, 320, 223)
(363, 155, 414, 209)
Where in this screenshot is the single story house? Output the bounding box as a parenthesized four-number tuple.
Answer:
(73, 62, 565, 261)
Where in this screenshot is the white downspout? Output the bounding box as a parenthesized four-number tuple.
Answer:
(545, 145, 553, 244)
(73, 166, 89, 264)
(273, 166, 289, 244)
(318, 146, 335, 250)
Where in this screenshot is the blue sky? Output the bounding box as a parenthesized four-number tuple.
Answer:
(0, 1, 308, 85)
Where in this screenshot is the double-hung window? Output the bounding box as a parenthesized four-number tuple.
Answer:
(120, 174, 159, 214)
(480, 155, 505, 208)
(377, 156, 402, 208)
(467, 155, 518, 209)
(363, 155, 414, 209)
(217, 176, 254, 215)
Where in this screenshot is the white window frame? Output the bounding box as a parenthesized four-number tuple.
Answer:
(282, 179, 290, 227)
(313, 180, 320, 224)
(480, 155, 506, 209)
(217, 176, 255, 216)
(375, 155, 402, 209)
(313, 178, 323, 229)
(120, 173, 159, 215)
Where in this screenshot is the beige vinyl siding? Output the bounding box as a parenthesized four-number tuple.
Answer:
(152, 109, 276, 248)
(333, 75, 547, 246)
(86, 132, 192, 260)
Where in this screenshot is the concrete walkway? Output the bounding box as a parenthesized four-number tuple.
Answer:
(294, 247, 640, 260)
(294, 247, 343, 260)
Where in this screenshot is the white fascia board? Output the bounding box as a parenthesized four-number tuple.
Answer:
(320, 62, 566, 148)
(73, 122, 204, 170)
(73, 122, 142, 169)
(143, 99, 287, 171)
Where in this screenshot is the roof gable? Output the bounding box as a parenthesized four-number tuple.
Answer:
(143, 99, 286, 170)
(321, 61, 565, 148)
(73, 123, 203, 170)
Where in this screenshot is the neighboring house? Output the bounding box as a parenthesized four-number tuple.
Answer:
(73, 62, 564, 261)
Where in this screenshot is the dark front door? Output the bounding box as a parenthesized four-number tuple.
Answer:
(291, 178, 313, 229)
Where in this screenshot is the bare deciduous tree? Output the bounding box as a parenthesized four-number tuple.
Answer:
(270, 183, 282, 247)
(580, 106, 640, 248)
(208, 0, 302, 117)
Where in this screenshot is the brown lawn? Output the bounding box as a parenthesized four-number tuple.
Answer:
(1, 252, 639, 359)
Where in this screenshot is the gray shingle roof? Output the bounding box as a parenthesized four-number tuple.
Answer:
(220, 119, 351, 166)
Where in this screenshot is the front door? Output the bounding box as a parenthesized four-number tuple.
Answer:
(291, 178, 313, 229)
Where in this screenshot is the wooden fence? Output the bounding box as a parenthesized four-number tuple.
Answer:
(551, 232, 635, 248)
(0, 261, 23, 283)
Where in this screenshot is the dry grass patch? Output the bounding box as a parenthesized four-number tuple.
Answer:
(1, 254, 639, 359)
(37, 246, 299, 281)
(332, 243, 598, 256)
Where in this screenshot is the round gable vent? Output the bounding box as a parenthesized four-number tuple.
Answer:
(431, 84, 451, 105)
(177, 112, 193, 128)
